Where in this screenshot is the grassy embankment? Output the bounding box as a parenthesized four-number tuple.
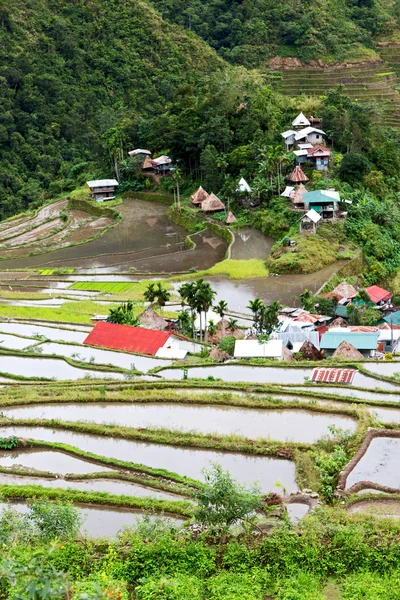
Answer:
(266, 222, 357, 274)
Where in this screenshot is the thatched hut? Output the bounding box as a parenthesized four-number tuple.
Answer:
(290, 183, 307, 208)
(287, 166, 309, 184)
(190, 186, 208, 205)
(142, 156, 155, 170)
(226, 211, 237, 224)
(205, 318, 244, 344)
(137, 307, 168, 331)
(209, 347, 229, 362)
(329, 317, 348, 328)
(282, 346, 293, 363)
(201, 193, 225, 212)
(299, 340, 324, 360)
(329, 282, 358, 301)
(332, 340, 364, 360)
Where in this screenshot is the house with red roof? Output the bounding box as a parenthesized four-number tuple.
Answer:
(306, 145, 331, 171)
(365, 285, 392, 307)
(83, 321, 203, 359)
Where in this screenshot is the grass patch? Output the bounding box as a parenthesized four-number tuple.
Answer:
(39, 268, 75, 275)
(170, 259, 268, 281)
(266, 222, 355, 274)
(0, 300, 120, 325)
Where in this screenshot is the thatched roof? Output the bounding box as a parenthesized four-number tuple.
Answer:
(226, 211, 237, 224)
(190, 186, 208, 205)
(137, 307, 168, 331)
(201, 193, 225, 212)
(290, 183, 307, 205)
(205, 318, 244, 344)
(329, 317, 348, 328)
(330, 282, 358, 300)
(332, 340, 364, 360)
(142, 156, 155, 170)
(282, 345, 293, 363)
(288, 166, 309, 183)
(210, 347, 229, 362)
(299, 340, 324, 360)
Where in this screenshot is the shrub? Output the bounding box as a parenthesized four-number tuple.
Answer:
(206, 572, 262, 600)
(135, 575, 202, 600)
(218, 336, 236, 356)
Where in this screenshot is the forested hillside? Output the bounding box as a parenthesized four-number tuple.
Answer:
(0, 0, 222, 218)
(152, 0, 400, 65)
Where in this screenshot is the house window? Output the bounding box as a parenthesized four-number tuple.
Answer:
(316, 135, 320, 139)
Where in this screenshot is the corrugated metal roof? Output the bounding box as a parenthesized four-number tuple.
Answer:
(87, 179, 119, 187)
(84, 321, 171, 355)
(320, 332, 379, 350)
(312, 368, 356, 384)
(384, 311, 400, 326)
(365, 285, 392, 304)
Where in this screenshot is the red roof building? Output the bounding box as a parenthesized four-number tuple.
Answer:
(312, 368, 356, 385)
(84, 321, 172, 355)
(307, 145, 331, 158)
(365, 285, 392, 304)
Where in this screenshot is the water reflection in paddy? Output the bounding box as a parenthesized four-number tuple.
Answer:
(3, 402, 357, 443)
(290, 385, 400, 402)
(38, 342, 170, 371)
(346, 437, 400, 490)
(0, 502, 184, 538)
(0, 323, 88, 343)
(159, 366, 313, 384)
(0, 449, 113, 474)
(0, 472, 185, 501)
(0, 355, 124, 380)
(0, 426, 297, 493)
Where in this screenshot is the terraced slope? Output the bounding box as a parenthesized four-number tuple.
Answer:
(270, 62, 400, 127)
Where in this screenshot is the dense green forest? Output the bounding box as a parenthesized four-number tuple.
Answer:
(152, 0, 400, 64)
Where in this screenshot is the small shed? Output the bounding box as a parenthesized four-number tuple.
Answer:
(287, 166, 309, 184)
(201, 193, 225, 212)
(190, 186, 209, 205)
(329, 282, 358, 302)
(299, 340, 324, 360)
(300, 209, 321, 233)
(329, 317, 348, 328)
(225, 211, 237, 224)
(281, 129, 296, 150)
(290, 183, 307, 209)
(87, 179, 119, 201)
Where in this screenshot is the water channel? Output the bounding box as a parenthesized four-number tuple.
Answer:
(2, 402, 356, 443)
(0, 426, 297, 493)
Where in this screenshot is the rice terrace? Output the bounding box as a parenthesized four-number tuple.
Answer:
(5, 0, 400, 594)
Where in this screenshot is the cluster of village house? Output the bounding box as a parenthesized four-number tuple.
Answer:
(280, 113, 349, 234)
(85, 281, 400, 368)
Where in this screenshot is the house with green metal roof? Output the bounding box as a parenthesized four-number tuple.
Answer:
(320, 331, 379, 357)
(384, 311, 400, 326)
(303, 189, 340, 221)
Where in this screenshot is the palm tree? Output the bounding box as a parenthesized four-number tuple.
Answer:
(194, 280, 216, 341)
(214, 300, 228, 337)
(207, 319, 217, 337)
(247, 298, 264, 332)
(227, 318, 238, 333)
(143, 283, 156, 304)
(178, 282, 197, 338)
(154, 283, 170, 314)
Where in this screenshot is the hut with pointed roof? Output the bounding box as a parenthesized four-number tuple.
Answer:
(287, 166, 309, 184)
(329, 317, 348, 328)
(289, 183, 307, 210)
(332, 340, 364, 360)
(226, 211, 237, 224)
(190, 186, 208, 205)
(137, 307, 168, 331)
(299, 340, 324, 360)
(201, 193, 225, 212)
(209, 347, 230, 362)
(292, 112, 311, 128)
(329, 282, 358, 302)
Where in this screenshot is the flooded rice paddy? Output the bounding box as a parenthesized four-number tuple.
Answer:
(287, 503, 310, 523)
(362, 362, 400, 378)
(0, 448, 113, 475)
(0, 501, 184, 538)
(0, 426, 297, 493)
(38, 342, 170, 371)
(3, 402, 356, 443)
(0, 322, 88, 343)
(0, 355, 125, 380)
(0, 472, 186, 501)
(0, 333, 37, 351)
(230, 228, 274, 260)
(293, 386, 400, 403)
(347, 499, 400, 520)
(345, 437, 400, 490)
